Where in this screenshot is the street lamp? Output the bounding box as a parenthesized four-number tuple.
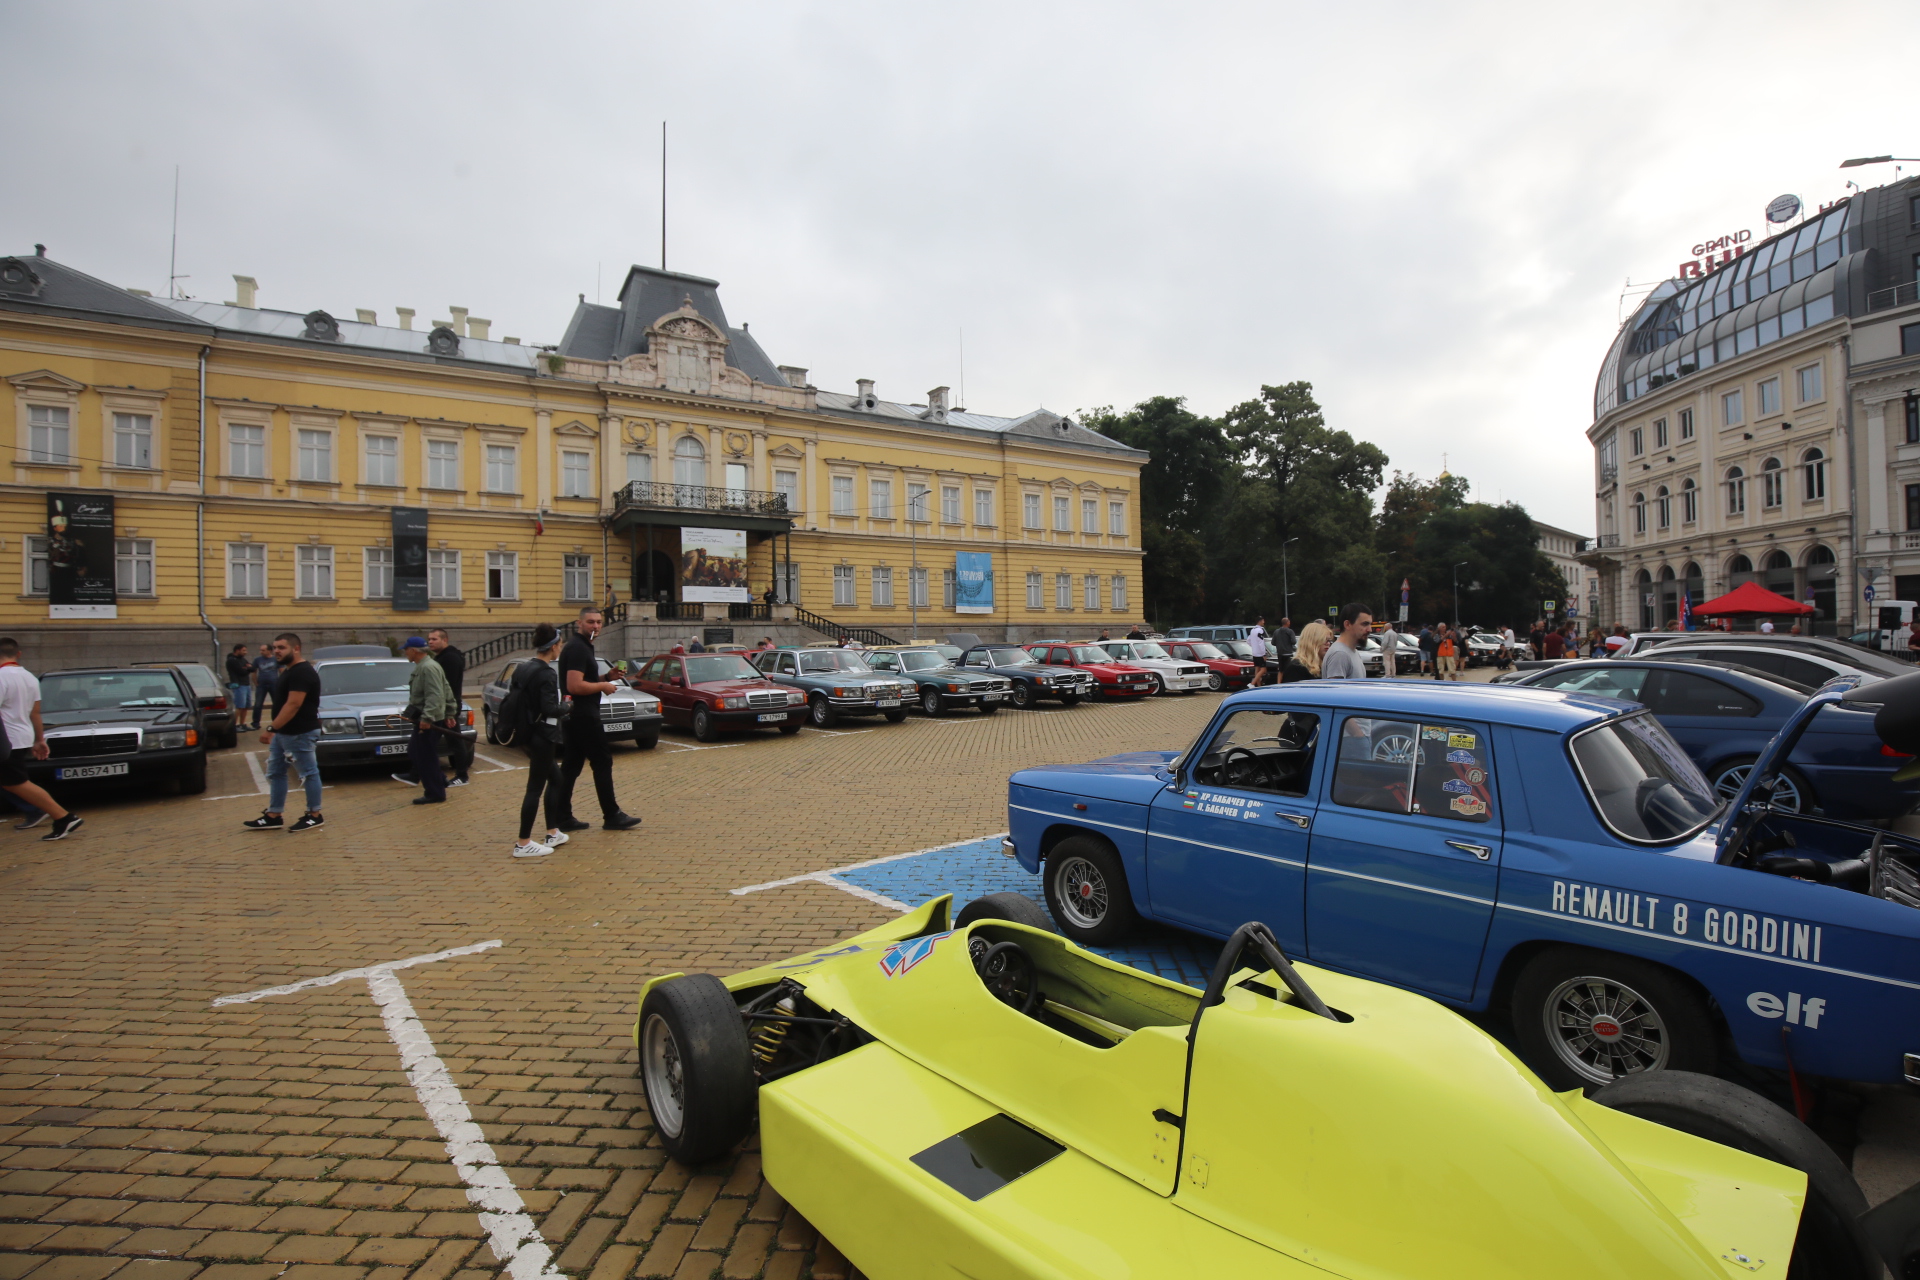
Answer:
(908, 486, 926, 641)
(1840, 156, 1920, 167)
(1281, 537, 1299, 621)
(1452, 561, 1469, 632)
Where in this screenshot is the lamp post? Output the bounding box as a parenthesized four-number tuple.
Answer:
(908, 486, 925, 641)
(1281, 537, 1299, 621)
(1840, 156, 1920, 167)
(1452, 561, 1469, 632)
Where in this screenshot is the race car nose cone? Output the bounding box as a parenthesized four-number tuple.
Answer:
(1589, 1017, 1624, 1042)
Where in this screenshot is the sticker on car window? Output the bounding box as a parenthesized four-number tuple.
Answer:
(1422, 727, 1449, 741)
(1442, 778, 1474, 795)
(1446, 748, 1477, 764)
(1448, 732, 1476, 749)
(1450, 795, 1487, 817)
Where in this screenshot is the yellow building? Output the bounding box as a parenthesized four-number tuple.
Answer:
(0, 250, 1144, 667)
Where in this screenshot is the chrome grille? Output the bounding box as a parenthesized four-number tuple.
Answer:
(746, 690, 787, 710)
(47, 732, 139, 758)
(1179, 665, 1207, 677)
(363, 714, 411, 734)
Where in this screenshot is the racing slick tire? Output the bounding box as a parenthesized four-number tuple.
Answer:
(921, 687, 945, 717)
(778, 722, 803, 735)
(1511, 946, 1716, 1091)
(1207, 671, 1225, 692)
(1593, 1071, 1877, 1280)
(1009, 682, 1034, 710)
(634, 726, 659, 750)
(956, 892, 1057, 933)
(691, 706, 718, 743)
(809, 693, 837, 728)
(978, 701, 1000, 715)
(1706, 757, 1813, 814)
(884, 707, 909, 723)
(638, 974, 756, 1166)
(1042, 835, 1140, 945)
(1059, 691, 1082, 707)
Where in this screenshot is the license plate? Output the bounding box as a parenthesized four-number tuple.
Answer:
(376, 743, 409, 756)
(981, 693, 1004, 702)
(757, 712, 786, 723)
(875, 699, 900, 708)
(55, 762, 128, 780)
(604, 722, 633, 732)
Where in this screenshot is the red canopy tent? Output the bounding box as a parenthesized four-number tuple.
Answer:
(1692, 580, 1814, 617)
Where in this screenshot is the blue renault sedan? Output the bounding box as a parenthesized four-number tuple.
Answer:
(1005, 679, 1920, 1089)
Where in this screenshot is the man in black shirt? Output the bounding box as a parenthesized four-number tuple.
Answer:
(243, 632, 325, 832)
(558, 606, 642, 832)
(223, 643, 253, 721)
(428, 628, 472, 785)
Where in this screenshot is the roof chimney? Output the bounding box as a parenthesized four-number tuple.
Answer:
(923, 386, 950, 422)
(355, 309, 376, 325)
(466, 316, 490, 341)
(777, 365, 809, 387)
(855, 378, 876, 409)
(395, 307, 415, 331)
(503, 336, 521, 345)
(448, 306, 469, 337)
(229, 275, 258, 309)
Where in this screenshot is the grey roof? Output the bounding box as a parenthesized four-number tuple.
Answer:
(156, 299, 541, 371)
(0, 250, 213, 333)
(556, 265, 788, 386)
(812, 391, 1144, 456)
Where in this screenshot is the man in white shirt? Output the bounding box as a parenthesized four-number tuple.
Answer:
(1759, 619, 1775, 634)
(0, 638, 81, 840)
(1247, 617, 1270, 685)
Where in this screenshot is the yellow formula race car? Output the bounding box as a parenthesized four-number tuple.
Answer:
(635, 894, 1905, 1279)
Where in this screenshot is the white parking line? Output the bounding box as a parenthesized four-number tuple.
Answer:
(244, 750, 269, 794)
(730, 831, 1009, 912)
(655, 740, 745, 752)
(472, 751, 522, 772)
(804, 728, 876, 737)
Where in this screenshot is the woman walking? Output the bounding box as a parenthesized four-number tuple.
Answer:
(1282, 619, 1333, 682)
(511, 623, 571, 859)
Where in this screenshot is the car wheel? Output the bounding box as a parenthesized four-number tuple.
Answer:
(809, 693, 836, 727)
(1059, 691, 1082, 706)
(1042, 835, 1139, 945)
(637, 975, 756, 1166)
(693, 706, 722, 742)
(1592, 1071, 1877, 1279)
(778, 722, 803, 735)
(1707, 757, 1811, 814)
(978, 701, 1000, 715)
(956, 892, 1056, 933)
(484, 709, 502, 745)
(884, 707, 909, 723)
(177, 753, 208, 795)
(634, 727, 659, 751)
(921, 687, 944, 716)
(1207, 671, 1225, 692)
(1152, 674, 1169, 696)
(1511, 946, 1716, 1090)
(1009, 682, 1033, 709)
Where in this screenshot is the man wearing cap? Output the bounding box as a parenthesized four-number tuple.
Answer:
(400, 636, 453, 805)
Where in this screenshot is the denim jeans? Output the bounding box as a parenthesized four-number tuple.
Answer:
(228, 682, 251, 712)
(267, 727, 323, 813)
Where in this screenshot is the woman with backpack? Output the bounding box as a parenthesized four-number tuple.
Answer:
(508, 622, 570, 859)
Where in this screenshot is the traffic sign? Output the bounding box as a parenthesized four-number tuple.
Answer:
(1543, 600, 1557, 613)
(1866, 584, 1877, 602)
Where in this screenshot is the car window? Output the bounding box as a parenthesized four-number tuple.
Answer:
(500, 661, 520, 682)
(1332, 718, 1494, 824)
(1102, 643, 1129, 659)
(1532, 666, 1650, 701)
(165, 665, 219, 695)
(988, 648, 1036, 666)
(686, 654, 758, 682)
(314, 662, 412, 695)
(41, 672, 187, 711)
(867, 652, 897, 670)
(662, 658, 683, 682)
(1186, 642, 1225, 659)
(1643, 669, 1761, 718)
(964, 651, 988, 667)
(1569, 712, 1720, 844)
(1700, 649, 1832, 689)
(899, 652, 939, 671)
(1189, 709, 1320, 797)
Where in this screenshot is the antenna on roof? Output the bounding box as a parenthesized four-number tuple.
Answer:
(661, 121, 667, 272)
(958, 326, 966, 412)
(167, 165, 184, 300)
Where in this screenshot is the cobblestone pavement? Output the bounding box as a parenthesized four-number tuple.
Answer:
(4, 669, 1916, 1280)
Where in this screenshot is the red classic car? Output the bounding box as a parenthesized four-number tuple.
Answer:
(1161, 638, 1257, 691)
(631, 652, 806, 741)
(1022, 642, 1158, 699)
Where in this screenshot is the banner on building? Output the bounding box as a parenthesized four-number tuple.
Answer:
(46, 492, 116, 618)
(682, 527, 749, 602)
(392, 506, 429, 611)
(955, 551, 995, 615)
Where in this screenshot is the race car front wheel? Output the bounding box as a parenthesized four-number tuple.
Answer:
(1511, 946, 1716, 1090)
(1043, 836, 1139, 945)
(638, 975, 755, 1166)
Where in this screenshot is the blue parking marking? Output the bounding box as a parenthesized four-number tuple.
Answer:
(834, 835, 1222, 989)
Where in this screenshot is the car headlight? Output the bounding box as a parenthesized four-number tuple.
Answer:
(322, 716, 359, 735)
(785, 689, 804, 705)
(722, 696, 747, 709)
(143, 731, 188, 750)
(947, 683, 963, 693)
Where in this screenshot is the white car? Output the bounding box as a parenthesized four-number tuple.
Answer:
(1095, 640, 1211, 693)
(1358, 632, 1422, 674)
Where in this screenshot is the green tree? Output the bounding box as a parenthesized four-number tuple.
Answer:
(1084, 397, 1229, 622)
(1380, 471, 1565, 630)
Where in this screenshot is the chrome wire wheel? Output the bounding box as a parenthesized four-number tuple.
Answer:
(1711, 762, 1805, 812)
(1051, 855, 1109, 931)
(640, 1012, 686, 1139)
(1542, 975, 1670, 1085)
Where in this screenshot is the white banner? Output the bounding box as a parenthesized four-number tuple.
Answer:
(681, 527, 750, 603)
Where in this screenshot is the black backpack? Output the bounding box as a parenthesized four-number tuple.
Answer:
(498, 664, 532, 732)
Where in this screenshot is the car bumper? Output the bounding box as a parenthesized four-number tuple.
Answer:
(1098, 682, 1157, 698)
(599, 711, 664, 735)
(28, 747, 203, 784)
(923, 686, 1009, 705)
(316, 730, 477, 766)
(710, 706, 803, 725)
(1159, 675, 1211, 691)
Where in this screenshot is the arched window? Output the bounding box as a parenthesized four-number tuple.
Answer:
(1635, 569, 1655, 630)
(1763, 550, 1793, 572)
(1760, 457, 1784, 508)
(1803, 447, 1827, 501)
(1657, 564, 1676, 581)
(1805, 544, 1836, 566)
(1681, 477, 1698, 524)
(1727, 553, 1752, 575)
(1632, 491, 1647, 534)
(1725, 466, 1746, 515)
(672, 434, 707, 488)
(1655, 485, 1671, 529)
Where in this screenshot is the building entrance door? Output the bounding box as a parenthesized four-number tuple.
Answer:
(634, 549, 677, 603)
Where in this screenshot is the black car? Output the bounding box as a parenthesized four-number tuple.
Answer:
(955, 644, 1095, 709)
(861, 646, 1011, 715)
(30, 666, 209, 794)
(134, 660, 236, 748)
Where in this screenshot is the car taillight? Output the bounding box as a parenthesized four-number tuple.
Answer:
(212, 696, 228, 710)
(1884, 744, 1913, 758)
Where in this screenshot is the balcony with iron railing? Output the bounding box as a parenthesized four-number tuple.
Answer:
(611, 480, 792, 523)
(1868, 281, 1920, 312)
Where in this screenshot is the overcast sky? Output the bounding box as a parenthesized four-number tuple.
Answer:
(7, 2, 1914, 532)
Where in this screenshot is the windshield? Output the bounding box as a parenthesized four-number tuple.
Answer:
(1067, 646, 1113, 664)
(1216, 640, 1253, 658)
(317, 661, 413, 695)
(1569, 711, 1721, 845)
(899, 651, 945, 671)
(685, 654, 761, 683)
(41, 672, 184, 711)
(1183, 642, 1226, 659)
(988, 648, 1038, 666)
(799, 651, 874, 674)
(1131, 643, 1170, 660)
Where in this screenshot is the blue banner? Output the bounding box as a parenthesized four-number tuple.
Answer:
(955, 551, 995, 615)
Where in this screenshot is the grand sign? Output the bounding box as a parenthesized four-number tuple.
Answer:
(1679, 229, 1751, 279)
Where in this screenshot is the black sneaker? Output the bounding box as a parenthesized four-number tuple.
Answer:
(41, 814, 83, 842)
(603, 813, 642, 831)
(391, 773, 420, 786)
(288, 812, 324, 832)
(560, 818, 591, 832)
(243, 811, 284, 830)
(14, 811, 49, 831)
(412, 796, 445, 805)
(447, 777, 469, 788)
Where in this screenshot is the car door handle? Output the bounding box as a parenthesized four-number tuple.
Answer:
(1446, 840, 1492, 861)
(1276, 812, 1311, 830)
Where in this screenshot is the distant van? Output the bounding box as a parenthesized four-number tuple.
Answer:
(1848, 600, 1917, 653)
(1168, 625, 1256, 643)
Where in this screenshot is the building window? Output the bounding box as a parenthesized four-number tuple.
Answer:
(1631, 491, 1646, 533)
(773, 562, 798, 605)
(1052, 495, 1070, 531)
(115, 538, 154, 595)
(294, 429, 331, 482)
(1803, 447, 1827, 501)
(672, 435, 707, 487)
(1084, 574, 1099, 610)
(1080, 498, 1098, 534)
(1109, 501, 1126, 536)
(426, 439, 459, 489)
(25, 536, 48, 595)
(941, 485, 961, 523)
(1796, 363, 1823, 404)
(556, 450, 590, 498)
(1055, 573, 1072, 609)
(775, 469, 799, 511)
(1652, 419, 1667, 449)
(364, 547, 393, 599)
(486, 550, 518, 600)
(832, 564, 854, 606)
(1679, 408, 1694, 440)
(1655, 486, 1671, 530)
(906, 482, 929, 522)
(1726, 466, 1747, 515)
(1722, 389, 1744, 426)
(1023, 493, 1042, 529)
(870, 478, 893, 519)
(296, 545, 334, 598)
(1629, 426, 1643, 456)
(941, 567, 957, 608)
(1757, 378, 1781, 417)
(428, 549, 461, 600)
(365, 435, 398, 486)
(27, 404, 72, 464)
(1026, 572, 1043, 609)
(1908, 394, 1919, 445)
(1681, 477, 1697, 524)
(1111, 575, 1128, 612)
(1760, 457, 1784, 508)
(228, 543, 266, 598)
(485, 444, 517, 493)
(626, 452, 653, 484)
(974, 488, 995, 526)
(1902, 322, 1920, 357)
(871, 566, 893, 606)
(229, 423, 266, 477)
(831, 474, 855, 515)
(1908, 484, 1920, 532)
(113, 412, 153, 468)
(909, 566, 928, 608)
(563, 554, 592, 601)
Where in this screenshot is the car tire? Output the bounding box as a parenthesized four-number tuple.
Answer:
(1060, 691, 1082, 707)
(809, 694, 836, 728)
(1207, 672, 1225, 692)
(637, 974, 756, 1166)
(1152, 674, 1169, 696)
(956, 892, 1056, 933)
(1042, 835, 1140, 945)
(177, 753, 208, 795)
(634, 727, 659, 751)
(1707, 757, 1813, 814)
(484, 709, 502, 745)
(691, 706, 717, 743)
(921, 687, 944, 716)
(1592, 1071, 1877, 1279)
(1510, 946, 1717, 1090)
(1009, 682, 1033, 709)
(978, 701, 1000, 715)
(884, 707, 909, 723)
(778, 722, 803, 735)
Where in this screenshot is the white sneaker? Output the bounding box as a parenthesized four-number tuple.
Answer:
(512, 841, 552, 858)
(545, 831, 570, 848)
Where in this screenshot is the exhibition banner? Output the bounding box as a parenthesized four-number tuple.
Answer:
(392, 507, 429, 611)
(47, 492, 116, 618)
(682, 527, 750, 602)
(955, 551, 995, 615)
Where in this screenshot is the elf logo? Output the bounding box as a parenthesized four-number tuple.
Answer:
(1746, 990, 1826, 1028)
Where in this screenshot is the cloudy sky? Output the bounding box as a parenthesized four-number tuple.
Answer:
(6, 2, 1913, 530)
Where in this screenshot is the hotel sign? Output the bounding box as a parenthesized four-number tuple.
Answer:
(1679, 229, 1751, 279)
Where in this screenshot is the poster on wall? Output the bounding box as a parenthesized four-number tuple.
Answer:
(46, 492, 116, 618)
(682, 527, 750, 602)
(392, 506, 429, 611)
(955, 551, 995, 615)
